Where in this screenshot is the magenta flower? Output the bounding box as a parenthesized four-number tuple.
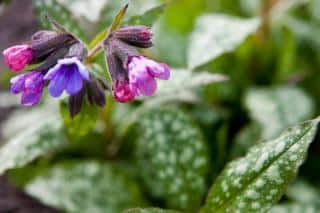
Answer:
(44, 57, 90, 97)
(3, 45, 33, 72)
(127, 56, 170, 97)
(10, 71, 44, 106)
(113, 80, 135, 102)
(104, 29, 171, 103)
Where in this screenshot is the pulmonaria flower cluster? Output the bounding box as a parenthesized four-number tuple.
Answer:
(104, 26, 170, 102)
(3, 20, 170, 116)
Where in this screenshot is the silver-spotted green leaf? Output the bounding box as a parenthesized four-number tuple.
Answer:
(245, 86, 314, 139)
(32, 0, 87, 41)
(136, 107, 209, 211)
(188, 14, 260, 69)
(117, 70, 227, 136)
(124, 208, 181, 213)
(26, 161, 146, 213)
(268, 203, 320, 213)
(0, 116, 65, 175)
(201, 118, 319, 213)
(156, 69, 228, 97)
(60, 100, 98, 139)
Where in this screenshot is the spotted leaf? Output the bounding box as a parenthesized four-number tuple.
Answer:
(245, 86, 314, 139)
(25, 161, 146, 213)
(188, 14, 260, 69)
(0, 116, 65, 175)
(268, 203, 320, 213)
(136, 107, 209, 211)
(201, 118, 319, 213)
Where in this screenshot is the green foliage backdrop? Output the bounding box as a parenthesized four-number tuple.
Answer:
(1, 0, 320, 212)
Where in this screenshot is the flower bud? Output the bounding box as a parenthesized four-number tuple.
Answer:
(30, 32, 76, 63)
(114, 26, 153, 48)
(3, 45, 33, 72)
(65, 42, 88, 61)
(31, 30, 58, 41)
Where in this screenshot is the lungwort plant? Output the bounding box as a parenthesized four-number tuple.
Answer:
(1, 0, 320, 212)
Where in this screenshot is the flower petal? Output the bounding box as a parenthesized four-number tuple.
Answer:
(148, 63, 170, 80)
(21, 88, 43, 106)
(10, 74, 26, 94)
(113, 81, 135, 102)
(131, 73, 157, 96)
(66, 70, 83, 95)
(3, 45, 33, 72)
(74, 59, 90, 80)
(57, 57, 90, 80)
(48, 70, 67, 97)
(44, 64, 62, 80)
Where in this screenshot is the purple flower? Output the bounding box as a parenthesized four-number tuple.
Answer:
(44, 57, 90, 97)
(127, 56, 170, 97)
(3, 45, 33, 72)
(10, 71, 44, 106)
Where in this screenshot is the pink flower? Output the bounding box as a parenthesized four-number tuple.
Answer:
(3, 45, 33, 72)
(113, 80, 135, 102)
(127, 56, 170, 97)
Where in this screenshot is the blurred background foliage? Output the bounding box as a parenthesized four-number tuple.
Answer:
(1, 0, 320, 212)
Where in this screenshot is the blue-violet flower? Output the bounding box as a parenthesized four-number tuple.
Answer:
(44, 57, 90, 97)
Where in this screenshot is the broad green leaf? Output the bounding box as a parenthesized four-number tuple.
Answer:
(240, 0, 261, 15)
(60, 100, 99, 139)
(201, 118, 319, 213)
(0, 116, 65, 175)
(155, 69, 228, 97)
(281, 16, 320, 49)
(310, 0, 320, 22)
(32, 0, 87, 41)
(268, 203, 320, 213)
(286, 179, 320, 204)
(124, 208, 181, 213)
(126, 4, 166, 26)
(1, 101, 59, 139)
(245, 86, 314, 139)
(117, 70, 227, 137)
(26, 161, 146, 213)
(136, 107, 209, 211)
(152, 21, 188, 67)
(188, 14, 260, 69)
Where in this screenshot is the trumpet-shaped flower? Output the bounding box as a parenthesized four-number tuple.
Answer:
(44, 57, 90, 97)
